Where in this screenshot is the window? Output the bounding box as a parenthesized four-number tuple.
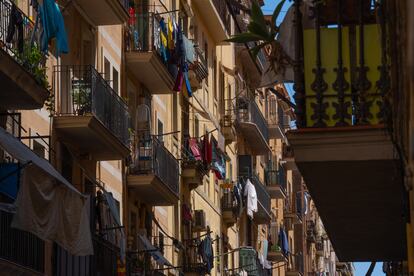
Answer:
(204, 39, 208, 69)
(157, 119, 164, 142)
(194, 116, 199, 138)
(213, 57, 217, 100)
(219, 70, 225, 116)
(172, 93, 178, 132)
(204, 87, 209, 108)
(104, 58, 110, 82)
(33, 140, 45, 159)
(113, 67, 119, 94)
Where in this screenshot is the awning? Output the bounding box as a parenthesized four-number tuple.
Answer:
(0, 127, 93, 256)
(138, 234, 172, 267)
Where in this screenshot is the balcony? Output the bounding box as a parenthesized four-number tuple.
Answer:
(220, 101, 237, 144)
(284, 192, 302, 224)
(188, 46, 209, 90)
(126, 13, 177, 94)
(64, 0, 129, 25)
(282, 143, 297, 170)
(53, 65, 130, 160)
(268, 105, 287, 139)
(0, 0, 49, 110)
(0, 210, 44, 274)
(181, 137, 208, 190)
(236, 98, 270, 155)
(268, 223, 288, 262)
(250, 174, 271, 224)
(128, 137, 179, 206)
(54, 192, 122, 275)
(221, 189, 238, 226)
(315, 241, 324, 257)
(238, 247, 266, 276)
(233, 13, 266, 84)
(192, 0, 231, 43)
(286, 0, 405, 261)
(287, 254, 304, 276)
(265, 166, 287, 199)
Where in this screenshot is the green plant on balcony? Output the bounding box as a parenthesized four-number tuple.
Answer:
(224, 0, 290, 75)
(71, 82, 91, 115)
(16, 44, 49, 89)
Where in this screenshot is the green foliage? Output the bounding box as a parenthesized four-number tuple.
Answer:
(224, 0, 291, 76)
(72, 82, 92, 115)
(16, 43, 49, 89)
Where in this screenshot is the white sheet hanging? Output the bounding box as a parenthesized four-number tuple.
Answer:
(0, 127, 93, 256)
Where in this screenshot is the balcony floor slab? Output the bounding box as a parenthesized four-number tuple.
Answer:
(287, 126, 407, 261)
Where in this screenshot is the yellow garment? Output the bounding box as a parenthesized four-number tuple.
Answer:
(168, 19, 174, 49)
(160, 30, 167, 48)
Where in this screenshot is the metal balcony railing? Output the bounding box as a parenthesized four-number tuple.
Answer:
(0, 0, 47, 87)
(127, 13, 178, 78)
(54, 190, 122, 276)
(265, 165, 288, 194)
(289, 253, 304, 275)
(181, 136, 208, 177)
(0, 210, 45, 273)
(212, 0, 232, 35)
(236, 98, 269, 142)
(132, 136, 179, 196)
(283, 143, 294, 159)
(222, 189, 238, 211)
(296, 192, 303, 220)
(53, 65, 130, 147)
(189, 46, 209, 82)
(250, 173, 271, 217)
(292, 0, 389, 128)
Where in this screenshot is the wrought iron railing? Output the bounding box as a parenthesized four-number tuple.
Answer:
(265, 166, 288, 194)
(282, 143, 294, 159)
(250, 173, 271, 218)
(132, 136, 179, 196)
(127, 13, 178, 78)
(0, 0, 47, 87)
(222, 188, 238, 211)
(236, 98, 269, 142)
(54, 190, 121, 276)
(53, 65, 130, 147)
(296, 192, 303, 220)
(292, 0, 389, 128)
(190, 46, 209, 83)
(289, 253, 304, 275)
(238, 247, 264, 276)
(0, 210, 45, 273)
(212, 0, 231, 35)
(181, 137, 208, 177)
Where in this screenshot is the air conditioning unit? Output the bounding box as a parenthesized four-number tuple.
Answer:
(193, 210, 207, 231)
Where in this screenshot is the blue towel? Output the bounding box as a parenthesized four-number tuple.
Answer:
(0, 163, 19, 199)
(40, 0, 68, 55)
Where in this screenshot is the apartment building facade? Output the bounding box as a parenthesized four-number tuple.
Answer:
(0, 0, 351, 275)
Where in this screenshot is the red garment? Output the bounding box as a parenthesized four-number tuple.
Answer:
(173, 70, 183, 92)
(128, 8, 136, 25)
(182, 204, 192, 222)
(189, 138, 202, 161)
(202, 134, 212, 164)
(206, 135, 212, 163)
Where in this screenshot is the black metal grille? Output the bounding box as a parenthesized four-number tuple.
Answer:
(0, 0, 46, 86)
(236, 98, 269, 142)
(53, 65, 130, 147)
(0, 210, 45, 273)
(132, 136, 179, 196)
